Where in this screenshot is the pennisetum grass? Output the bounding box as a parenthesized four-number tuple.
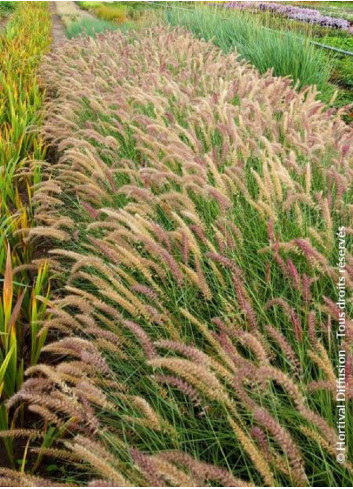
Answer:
(5, 24, 353, 487)
(165, 5, 333, 92)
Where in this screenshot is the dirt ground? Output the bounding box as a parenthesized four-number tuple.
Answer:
(50, 2, 67, 45)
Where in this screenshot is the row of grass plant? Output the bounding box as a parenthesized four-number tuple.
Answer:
(82, 2, 128, 23)
(166, 5, 333, 94)
(76, 1, 162, 34)
(55, 1, 121, 39)
(207, 3, 353, 116)
(0, 1, 51, 469)
(66, 16, 122, 39)
(14, 26, 353, 487)
(66, 1, 156, 39)
(78, 1, 146, 22)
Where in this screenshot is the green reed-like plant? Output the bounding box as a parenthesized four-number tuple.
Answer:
(166, 6, 333, 92)
(66, 17, 120, 39)
(0, 1, 51, 468)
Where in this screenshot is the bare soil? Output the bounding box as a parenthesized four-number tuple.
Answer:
(50, 2, 67, 46)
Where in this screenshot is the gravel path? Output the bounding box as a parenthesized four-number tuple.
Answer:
(50, 2, 67, 46)
(50, 1, 96, 45)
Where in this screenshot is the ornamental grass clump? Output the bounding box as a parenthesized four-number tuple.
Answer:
(0, 1, 51, 468)
(14, 27, 353, 486)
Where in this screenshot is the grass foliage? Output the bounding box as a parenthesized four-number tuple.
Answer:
(0, 1, 15, 18)
(11, 26, 353, 487)
(0, 1, 51, 468)
(66, 16, 120, 39)
(166, 6, 332, 92)
(203, 3, 353, 115)
(78, 1, 145, 23)
(58, 2, 129, 39)
(93, 4, 127, 23)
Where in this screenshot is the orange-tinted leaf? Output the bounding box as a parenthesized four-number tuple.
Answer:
(9, 288, 26, 329)
(3, 244, 13, 318)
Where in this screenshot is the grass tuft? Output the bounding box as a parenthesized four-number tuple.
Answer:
(66, 16, 121, 38)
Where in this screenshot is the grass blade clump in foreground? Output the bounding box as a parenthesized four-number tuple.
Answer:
(15, 26, 353, 486)
(166, 7, 332, 92)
